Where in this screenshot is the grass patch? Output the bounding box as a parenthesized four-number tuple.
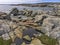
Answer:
(3, 39, 12, 45)
(0, 37, 3, 45)
(0, 37, 12, 45)
(37, 35, 58, 45)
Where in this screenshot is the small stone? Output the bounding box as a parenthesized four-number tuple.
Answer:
(23, 35, 31, 41)
(21, 42, 26, 45)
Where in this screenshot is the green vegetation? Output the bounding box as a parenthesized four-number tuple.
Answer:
(0, 37, 12, 45)
(37, 35, 58, 45)
(0, 37, 3, 45)
(3, 39, 12, 45)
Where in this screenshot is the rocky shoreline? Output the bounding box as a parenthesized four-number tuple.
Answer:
(0, 5, 60, 45)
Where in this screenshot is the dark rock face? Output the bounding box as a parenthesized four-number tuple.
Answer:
(3, 15, 11, 20)
(23, 28, 39, 37)
(15, 37, 31, 45)
(14, 37, 23, 45)
(9, 8, 19, 16)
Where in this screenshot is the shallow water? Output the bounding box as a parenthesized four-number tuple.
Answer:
(0, 4, 54, 14)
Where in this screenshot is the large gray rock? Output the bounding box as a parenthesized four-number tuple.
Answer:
(9, 8, 19, 16)
(34, 14, 51, 26)
(42, 17, 60, 39)
(50, 27, 60, 39)
(34, 14, 49, 22)
(0, 20, 11, 33)
(48, 11, 56, 16)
